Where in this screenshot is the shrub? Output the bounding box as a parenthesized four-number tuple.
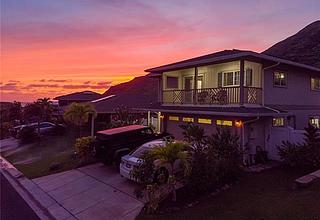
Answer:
(180, 125, 242, 194)
(206, 127, 242, 185)
(18, 126, 38, 143)
(131, 151, 157, 185)
(74, 136, 95, 164)
(278, 124, 320, 170)
(278, 141, 302, 167)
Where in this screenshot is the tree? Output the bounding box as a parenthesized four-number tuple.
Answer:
(150, 141, 190, 201)
(36, 98, 53, 122)
(179, 123, 207, 151)
(63, 102, 97, 137)
(8, 101, 22, 122)
(111, 106, 143, 127)
(23, 98, 53, 135)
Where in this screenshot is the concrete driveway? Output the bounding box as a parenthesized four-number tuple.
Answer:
(32, 163, 145, 220)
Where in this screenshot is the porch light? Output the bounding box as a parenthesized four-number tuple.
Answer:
(235, 120, 243, 128)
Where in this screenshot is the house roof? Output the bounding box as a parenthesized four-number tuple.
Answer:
(136, 104, 289, 117)
(92, 75, 158, 113)
(54, 91, 102, 101)
(92, 91, 157, 113)
(145, 49, 320, 73)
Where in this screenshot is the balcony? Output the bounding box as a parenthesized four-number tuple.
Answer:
(162, 86, 262, 105)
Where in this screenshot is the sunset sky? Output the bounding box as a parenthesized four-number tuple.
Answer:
(1, 0, 319, 102)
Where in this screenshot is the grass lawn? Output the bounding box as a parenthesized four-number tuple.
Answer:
(138, 168, 320, 220)
(4, 133, 88, 179)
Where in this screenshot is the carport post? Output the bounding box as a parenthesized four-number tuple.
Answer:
(91, 113, 95, 137)
(147, 111, 151, 126)
(157, 112, 161, 133)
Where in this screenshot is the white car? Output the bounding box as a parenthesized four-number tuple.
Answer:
(120, 139, 181, 183)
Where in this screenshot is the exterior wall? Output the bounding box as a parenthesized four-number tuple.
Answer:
(163, 113, 242, 140)
(264, 67, 320, 106)
(263, 66, 320, 129)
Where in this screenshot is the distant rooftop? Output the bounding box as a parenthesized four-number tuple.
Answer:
(54, 91, 102, 101)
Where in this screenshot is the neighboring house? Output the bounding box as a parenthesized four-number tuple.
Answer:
(54, 91, 102, 106)
(92, 75, 160, 130)
(142, 49, 320, 162)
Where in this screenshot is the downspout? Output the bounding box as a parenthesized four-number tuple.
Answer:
(261, 62, 280, 106)
(241, 117, 260, 165)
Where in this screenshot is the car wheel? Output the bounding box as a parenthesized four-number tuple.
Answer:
(154, 168, 169, 185)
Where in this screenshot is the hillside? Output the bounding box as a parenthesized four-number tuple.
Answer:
(263, 20, 320, 68)
(103, 75, 157, 96)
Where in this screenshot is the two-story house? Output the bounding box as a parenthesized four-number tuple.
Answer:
(143, 49, 320, 162)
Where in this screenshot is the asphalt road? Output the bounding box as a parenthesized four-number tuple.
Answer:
(0, 173, 39, 220)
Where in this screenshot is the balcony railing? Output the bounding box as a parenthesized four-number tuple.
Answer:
(162, 86, 262, 105)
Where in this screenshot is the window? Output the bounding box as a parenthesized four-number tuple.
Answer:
(311, 77, 320, 91)
(197, 76, 203, 89)
(309, 116, 319, 128)
(198, 118, 212, 124)
(245, 68, 253, 86)
(167, 76, 178, 89)
(272, 117, 284, 127)
(222, 71, 240, 87)
(216, 120, 233, 126)
(274, 72, 287, 87)
(168, 116, 179, 121)
(183, 117, 194, 122)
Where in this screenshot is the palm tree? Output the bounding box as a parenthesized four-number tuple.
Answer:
(37, 98, 53, 121)
(63, 102, 97, 137)
(150, 141, 190, 201)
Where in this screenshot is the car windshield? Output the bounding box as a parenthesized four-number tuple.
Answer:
(130, 146, 149, 158)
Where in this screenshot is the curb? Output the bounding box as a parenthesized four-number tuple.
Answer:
(0, 156, 75, 220)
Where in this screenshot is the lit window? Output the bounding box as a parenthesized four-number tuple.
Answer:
(272, 117, 284, 127)
(167, 76, 179, 89)
(216, 120, 233, 126)
(309, 116, 319, 128)
(183, 117, 194, 122)
(169, 116, 179, 121)
(198, 118, 212, 124)
(222, 71, 240, 87)
(311, 77, 320, 91)
(274, 72, 287, 87)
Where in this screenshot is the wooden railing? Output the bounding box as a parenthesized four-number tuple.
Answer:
(243, 87, 262, 105)
(162, 86, 262, 105)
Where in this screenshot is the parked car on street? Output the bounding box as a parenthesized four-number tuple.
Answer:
(92, 125, 172, 167)
(10, 122, 66, 138)
(120, 139, 180, 183)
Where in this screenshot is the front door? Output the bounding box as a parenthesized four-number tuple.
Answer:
(184, 77, 193, 103)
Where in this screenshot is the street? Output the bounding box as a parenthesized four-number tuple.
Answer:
(0, 173, 39, 220)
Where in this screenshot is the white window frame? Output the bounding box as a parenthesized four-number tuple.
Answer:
(274, 72, 287, 87)
(311, 77, 320, 91)
(309, 116, 320, 128)
(272, 117, 285, 127)
(222, 70, 240, 87)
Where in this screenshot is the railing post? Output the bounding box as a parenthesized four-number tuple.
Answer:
(240, 60, 245, 105)
(193, 67, 198, 104)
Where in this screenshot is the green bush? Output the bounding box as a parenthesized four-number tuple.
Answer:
(74, 136, 95, 164)
(278, 124, 320, 170)
(278, 141, 302, 167)
(180, 124, 242, 194)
